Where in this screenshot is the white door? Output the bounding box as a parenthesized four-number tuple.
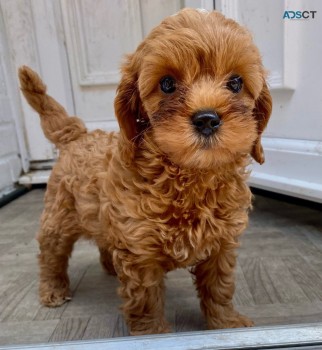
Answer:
(0, 6, 27, 196)
(1, 0, 75, 164)
(218, 0, 322, 203)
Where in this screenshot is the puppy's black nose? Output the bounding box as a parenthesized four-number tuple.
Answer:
(192, 111, 221, 136)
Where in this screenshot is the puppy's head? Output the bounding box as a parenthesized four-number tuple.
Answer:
(115, 9, 272, 169)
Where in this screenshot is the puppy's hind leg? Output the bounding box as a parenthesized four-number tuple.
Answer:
(98, 246, 116, 276)
(38, 188, 81, 307)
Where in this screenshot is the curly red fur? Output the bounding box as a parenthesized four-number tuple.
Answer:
(18, 9, 272, 335)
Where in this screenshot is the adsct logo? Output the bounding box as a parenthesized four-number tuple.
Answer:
(283, 10, 317, 19)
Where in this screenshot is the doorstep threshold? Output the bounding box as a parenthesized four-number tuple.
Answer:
(19, 170, 50, 185)
(0, 323, 322, 350)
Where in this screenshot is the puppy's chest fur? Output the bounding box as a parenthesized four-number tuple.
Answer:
(106, 152, 251, 268)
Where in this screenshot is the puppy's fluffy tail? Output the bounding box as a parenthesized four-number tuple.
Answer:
(18, 66, 87, 148)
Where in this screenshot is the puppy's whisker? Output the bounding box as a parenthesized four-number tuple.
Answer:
(131, 124, 153, 144)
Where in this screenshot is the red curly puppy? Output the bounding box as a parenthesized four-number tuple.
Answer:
(18, 9, 272, 335)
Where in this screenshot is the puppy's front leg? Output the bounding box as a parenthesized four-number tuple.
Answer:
(192, 242, 253, 329)
(115, 251, 170, 335)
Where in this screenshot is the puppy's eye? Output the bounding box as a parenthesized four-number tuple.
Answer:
(160, 76, 176, 94)
(226, 75, 243, 93)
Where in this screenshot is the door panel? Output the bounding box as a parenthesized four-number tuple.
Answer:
(60, 0, 182, 131)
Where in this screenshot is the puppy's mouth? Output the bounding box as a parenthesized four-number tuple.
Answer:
(196, 132, 220, 149)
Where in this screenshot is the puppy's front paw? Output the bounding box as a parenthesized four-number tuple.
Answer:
(208, 311, 254, 329)
(39, 281, 71, 307)
(129, 318, 171, 336)
(228, 313, 254, 328)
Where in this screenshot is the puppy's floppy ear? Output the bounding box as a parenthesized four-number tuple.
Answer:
(114, 54, 140, 142)
(251, 81, 272, 164)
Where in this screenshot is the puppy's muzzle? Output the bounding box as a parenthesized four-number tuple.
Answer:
(192, 110, 222, 137)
